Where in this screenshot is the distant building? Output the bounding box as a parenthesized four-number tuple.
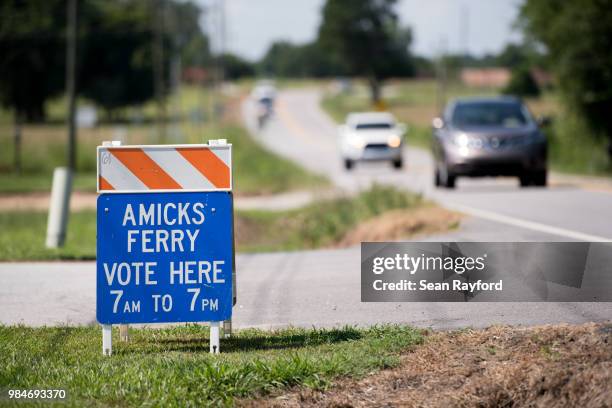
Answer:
(460, 68, 511, 88)
(182, 67, 208, 84)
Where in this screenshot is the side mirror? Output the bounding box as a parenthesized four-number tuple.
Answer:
(432, 117, 444, 129)
(536, 115, 551, 127)
(396, 123, 408, 134)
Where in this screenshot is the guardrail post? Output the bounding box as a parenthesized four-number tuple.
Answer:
(210, 322, 220, 354)
(45, 167, 73, 248)
(102, 325, 112, 356)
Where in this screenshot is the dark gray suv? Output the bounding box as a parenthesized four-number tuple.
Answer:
(432, 97, 547, 188)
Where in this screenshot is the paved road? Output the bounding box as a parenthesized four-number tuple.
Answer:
(3, 249, 611, 329)
(1, 88, 611, 330)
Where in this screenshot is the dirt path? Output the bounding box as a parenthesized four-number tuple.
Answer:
(0, 191, 97, 212)
(244, 323, 612, 407)
(0, 189, 338, 212)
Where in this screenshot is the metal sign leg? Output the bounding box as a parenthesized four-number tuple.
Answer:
(102, 325, 112, 356)
(210, 321, 220, 354)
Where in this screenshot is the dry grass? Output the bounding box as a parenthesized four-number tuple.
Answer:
(246, 323, 612, 407)
(335, 206, 461, 247)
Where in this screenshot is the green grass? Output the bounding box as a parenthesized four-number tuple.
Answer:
(321, 90, 364, 123)
(0, 185, 421, 261)
(0, 173, 96, 194)
(546, 114, 612, 176)
(0, 210, 96, 260)
(403, 125, 432, 149)
(0, 325, 423, 406)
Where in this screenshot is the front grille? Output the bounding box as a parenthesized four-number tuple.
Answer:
(479, 135, 526, 149)
(365, 143, 388, 149)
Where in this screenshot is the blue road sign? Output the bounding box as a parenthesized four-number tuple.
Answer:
(96, 192, 233, 324)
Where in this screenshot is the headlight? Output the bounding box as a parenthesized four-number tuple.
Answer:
(387, 135, 402, 148)
(453, 133, 470, 148)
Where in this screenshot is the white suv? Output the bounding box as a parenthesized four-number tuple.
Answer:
(338, 112, 406, 170)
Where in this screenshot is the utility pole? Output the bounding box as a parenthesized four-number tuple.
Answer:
(459, 4, 469, 75)
(435, 37, 448, 115)
(460, 4, 469, 58)
(209, 0, 225, 123)
(46, 0, 77, 248)
(216, 0, 226, 121)
(66, 0, 77, 170)
(152, 0, 167, 143)
(218, 0, 225, 85)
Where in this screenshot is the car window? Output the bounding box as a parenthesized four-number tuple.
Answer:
(451, 102, 530, 128)
(355, 123, 393, 130)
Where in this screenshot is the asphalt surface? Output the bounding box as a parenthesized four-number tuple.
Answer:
(1, 88, 611, 329)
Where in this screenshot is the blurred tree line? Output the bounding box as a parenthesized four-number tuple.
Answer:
(520, 0, 612, 151)
(1, 0, 610, 151)
(259, 41, 346, 78)
(0, 0, 211, 122)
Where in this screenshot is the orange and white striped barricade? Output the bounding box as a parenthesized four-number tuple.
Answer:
(97, 143, 231, 193)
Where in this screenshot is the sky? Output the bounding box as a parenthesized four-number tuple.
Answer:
(198, 0, 524, 61)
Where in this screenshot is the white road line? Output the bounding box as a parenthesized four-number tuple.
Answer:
(445, 202, 612, 242)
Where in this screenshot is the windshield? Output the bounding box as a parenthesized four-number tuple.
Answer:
(355, 123, 393, 130)
(451, 102, 531, 128)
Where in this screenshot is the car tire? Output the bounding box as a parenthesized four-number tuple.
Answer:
(434, 169, 441, 187)
(392, 158, 403, 169)
(519, 174, 531, 187)
(344, 159, 354, 171)
(532, 170, 547, 187)
(437, 164, 456, 189)
(444, 174, 456, 189)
